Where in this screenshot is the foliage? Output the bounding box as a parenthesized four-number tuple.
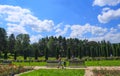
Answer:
(8, 34, 15, 54)
(20, 69, 85, 76)
(0, 27, 120, 60)
(14, 51, 17, 60)
(45, 47, 48, 60)
(0, 28, 7, 52)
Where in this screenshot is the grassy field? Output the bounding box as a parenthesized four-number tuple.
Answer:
(13, 62, 46, 66)
(85, 60, 120, 66)
(20, 69, 85, 76)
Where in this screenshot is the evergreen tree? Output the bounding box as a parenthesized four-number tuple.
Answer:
(14, 51, 17, 60)
(67, 48, 71, 59)
(45, 47, 48, 60)
(8, 34, 15, 54)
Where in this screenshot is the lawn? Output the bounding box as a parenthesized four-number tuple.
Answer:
(20, 69, 85, 76)
(13, 62, 46, 66)
(85, 60, 120, 66)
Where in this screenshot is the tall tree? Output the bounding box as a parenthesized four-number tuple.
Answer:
(45, 47, 48, 60)
(14, 50, 17, 60)
(0, 28, 7, 52)
(67, 48, 71, 59)
(32, 43, 39, 60)
(16, 34, 30, 60)
(8, 34, 15, 54)
(47, 37, 55, 57)
(23, 34, 30, 60)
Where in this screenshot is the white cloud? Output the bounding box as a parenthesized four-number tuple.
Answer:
(93, 0, 120, 6)
(102, 7, 111, 12)
(118, 24, 120, 29)
(70, 23, 120, 43)
(0, 5, 54, 35)
(7, 23, 28, 35)
(30, 35, 43, 43)
(88, 27, 120, 43)
(90, 33, 120, 43)
(54, 23, 62, 30)
(88, 32, 120, 43)
(98, 8, 120, 23)
(110, 27, 117, 33)
(55, 25, 70, 36)
(70, 23, 107, 38)
(104, 33, 120, 43)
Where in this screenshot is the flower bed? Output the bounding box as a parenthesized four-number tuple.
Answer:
(0, 64, 33, 76)
(93, 69, 120, 76)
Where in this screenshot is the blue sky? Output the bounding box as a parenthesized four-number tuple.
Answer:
(0, 0, 120, 43)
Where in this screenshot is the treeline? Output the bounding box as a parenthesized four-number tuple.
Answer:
(0, 27, 120, 60)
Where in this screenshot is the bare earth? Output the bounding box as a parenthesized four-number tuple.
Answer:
(15, 66, 120, 76)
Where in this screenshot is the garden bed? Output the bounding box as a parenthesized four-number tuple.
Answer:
(93, 69, 120, 76)
(0, 64, 33, 76)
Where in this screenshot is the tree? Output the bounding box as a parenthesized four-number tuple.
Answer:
(56, 47, 59, 59)
(45, 47, 48, 60)
(47, 37, 55, 57)
(24, 49, 27, 60)
(67, 48, 71, 59)
(23, 34, 30, 60)
(32, 43, 39, 60)
(4, 50, 8, 59)
(0, 28, 7, 52)
(16, 34, 23, 55)
(14, 50, 17, 60)
(16, 34, 30, 60)
(8, 34, 15, 54)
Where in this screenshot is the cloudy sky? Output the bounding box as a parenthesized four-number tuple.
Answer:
(0, 0, 120, 43)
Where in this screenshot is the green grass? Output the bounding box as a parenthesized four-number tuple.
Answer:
(20, 69, 85, 76)
(13, 62, 47, 66)
(85, 60, 120, 66)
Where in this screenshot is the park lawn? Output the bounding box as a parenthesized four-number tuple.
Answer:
(13, 62, 47, 66)
(85, 60, 120, 66)
(20, 69, 85, 76)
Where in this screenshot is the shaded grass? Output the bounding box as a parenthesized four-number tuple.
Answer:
(85, 60, 120, 66)
(20, 69, 85, 76)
